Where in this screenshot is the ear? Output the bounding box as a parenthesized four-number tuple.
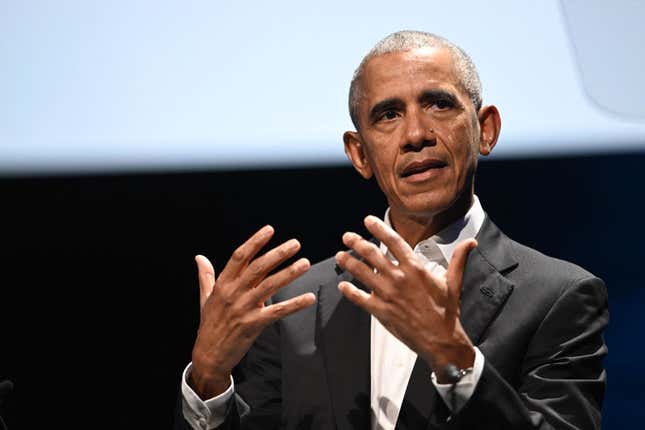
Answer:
(477, 105, 501, 156)
(343, 131, 373, 180)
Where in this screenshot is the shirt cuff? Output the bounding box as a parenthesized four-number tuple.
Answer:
(181, 362, 234, 430)
(430, 346, 484, 413)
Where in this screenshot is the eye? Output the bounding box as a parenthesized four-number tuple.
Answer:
(379, 110, 398, 121)
(432, 99, 453, 110)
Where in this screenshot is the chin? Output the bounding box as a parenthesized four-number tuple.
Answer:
(398, 192, 456, 218)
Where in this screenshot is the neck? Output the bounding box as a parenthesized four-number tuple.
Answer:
(389, 191, 474, 248)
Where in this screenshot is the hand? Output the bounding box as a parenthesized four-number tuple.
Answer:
(190, 225, 316, 398)
(335, 216, 477, 382)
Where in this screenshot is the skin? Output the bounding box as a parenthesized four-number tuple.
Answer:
(337, 47, 501, 380)
(189, 45, 501, 398)
(190, 226, 315, 398)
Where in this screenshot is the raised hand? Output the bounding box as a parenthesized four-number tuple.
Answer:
(335, 216, 477, 382)
(189, 225, 316, 398)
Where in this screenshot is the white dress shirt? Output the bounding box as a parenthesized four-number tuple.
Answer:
(182, 196, 487, 430)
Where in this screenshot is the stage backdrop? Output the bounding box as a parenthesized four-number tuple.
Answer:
(2, 0, 645, 175)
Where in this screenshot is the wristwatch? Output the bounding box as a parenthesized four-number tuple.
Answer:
(444, 363, 474, 385)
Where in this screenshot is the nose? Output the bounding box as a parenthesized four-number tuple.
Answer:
(401, 109, 435, 152)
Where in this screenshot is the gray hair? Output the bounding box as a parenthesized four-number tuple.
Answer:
(348, 30, 482, 129)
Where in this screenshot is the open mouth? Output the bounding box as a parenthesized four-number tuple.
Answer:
(401, 159, 447, 178)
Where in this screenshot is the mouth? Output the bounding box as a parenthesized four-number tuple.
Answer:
(400, 159, 447, 182)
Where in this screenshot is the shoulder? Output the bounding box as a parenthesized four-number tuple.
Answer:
(479, 215, 602, 289)
(509, 238, 599, 287)
(509, 239, 594, 282)
(501, 234, 607, 318)
(477, 216, 607, 315)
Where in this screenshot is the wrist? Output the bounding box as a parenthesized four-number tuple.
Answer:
(190, 349, 233, 399)
(188, 365, 232, 399)
(425, 343, 475, 384)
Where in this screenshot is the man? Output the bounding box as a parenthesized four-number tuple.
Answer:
(176, 31, 608, 429)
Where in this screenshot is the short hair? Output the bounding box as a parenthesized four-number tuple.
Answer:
(348, 30, 483, 129)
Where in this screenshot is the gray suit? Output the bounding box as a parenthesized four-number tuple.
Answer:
(176, 216, 608, 429)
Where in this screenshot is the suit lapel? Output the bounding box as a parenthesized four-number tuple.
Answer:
(460, 216, 517, 344)
(319, 265, 371, 430)
(398, 216, 517, 429)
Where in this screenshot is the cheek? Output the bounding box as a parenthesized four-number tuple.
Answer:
(364, 147, 397, 190)
(366, 138, 397, 169)
(443, 124, 478, 182)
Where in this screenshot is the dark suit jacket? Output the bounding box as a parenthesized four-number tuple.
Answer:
(176, 216, 608, 429)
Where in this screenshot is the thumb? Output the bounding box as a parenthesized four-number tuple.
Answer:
(445, 239, 478, 310)
(195, 255, 216, 309)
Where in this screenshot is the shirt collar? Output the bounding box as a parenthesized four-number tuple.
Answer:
(381, 195, 486, 264)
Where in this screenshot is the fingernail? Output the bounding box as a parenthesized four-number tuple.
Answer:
(288, 238, 300, 249)
(297, 258, 310, 269)
(364, 215, 377, 226)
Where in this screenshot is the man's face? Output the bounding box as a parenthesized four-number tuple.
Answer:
(345, 47, 496, 220)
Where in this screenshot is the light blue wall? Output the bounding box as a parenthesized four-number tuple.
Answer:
(2, 0, 645, 174)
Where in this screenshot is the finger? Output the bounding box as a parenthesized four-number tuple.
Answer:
(241, 238, 302, 289)
(337, 281, 381, 316)
(445, 239, 478, 312)
(363, 215, 415, 264)
(342, 231, 395, 275)
(219, 225, 274, 282)
(249, 258, 311, 304)
(260, 292, 316, 324)
(195, 255, 216, 309)
(335, 250, 393, 299)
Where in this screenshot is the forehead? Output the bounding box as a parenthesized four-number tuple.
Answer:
(360, 47, 463, 103)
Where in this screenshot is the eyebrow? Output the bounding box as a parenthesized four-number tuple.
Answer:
(418, 89, 461, 107)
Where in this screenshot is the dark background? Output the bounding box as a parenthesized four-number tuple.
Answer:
(0, 152, 643, 428)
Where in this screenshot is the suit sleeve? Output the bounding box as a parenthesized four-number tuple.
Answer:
(449, 276, 608, 430)
(174, 319, 283, 430)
